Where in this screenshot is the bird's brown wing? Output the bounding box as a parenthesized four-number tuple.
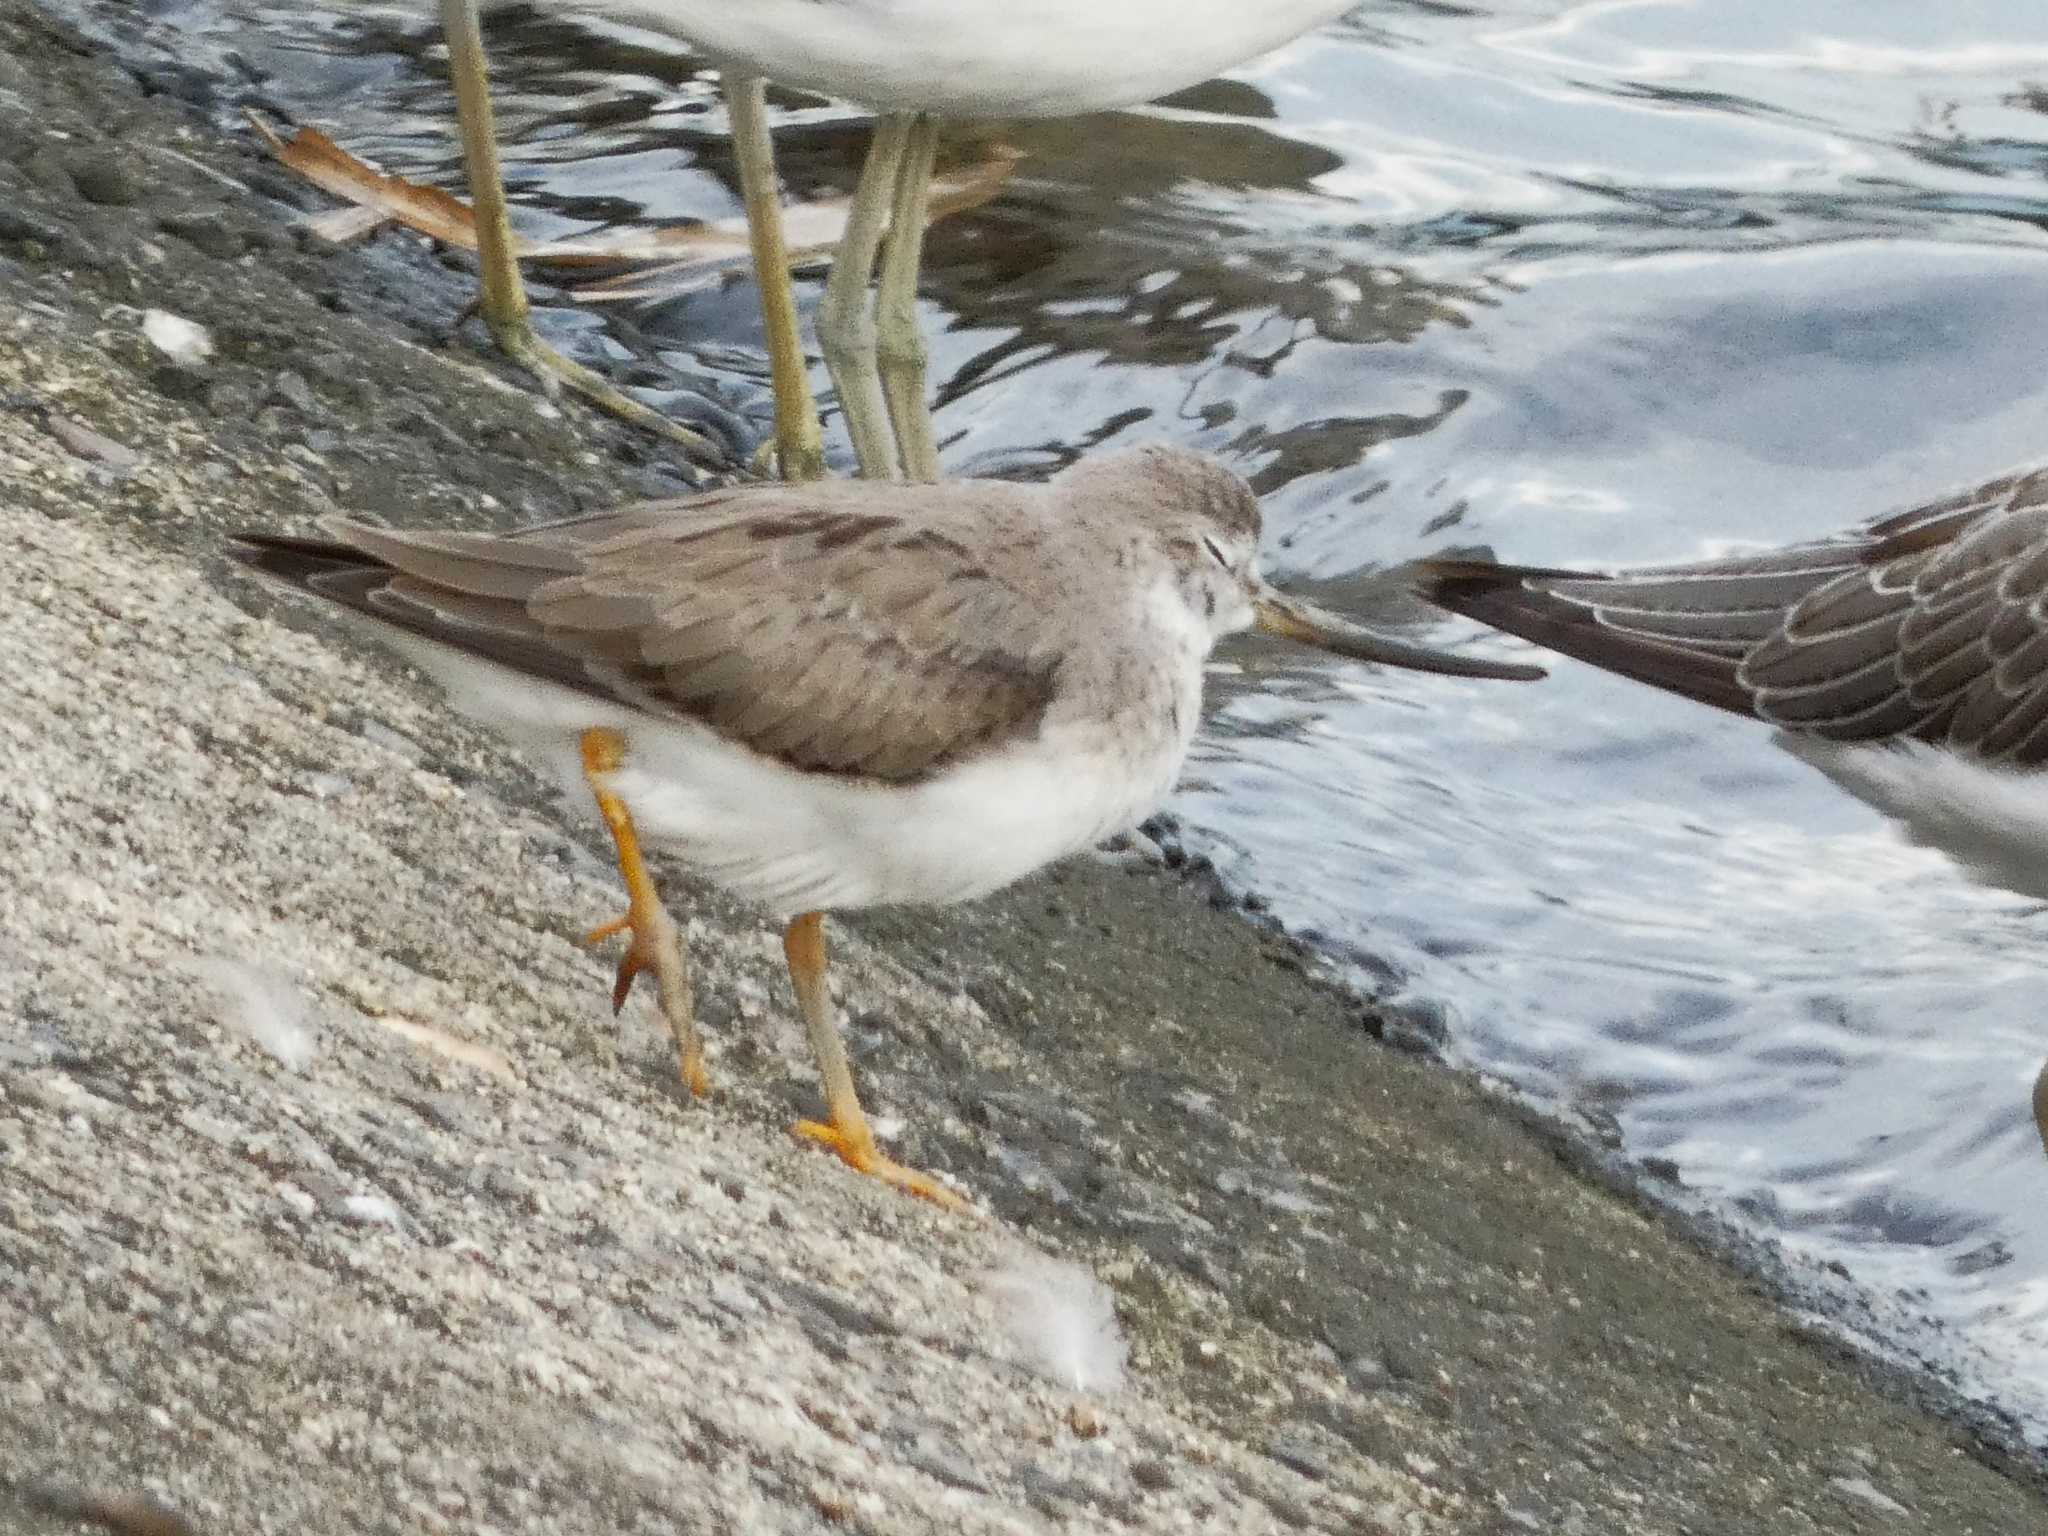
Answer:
(233, 484, 1064, 782)
(1417, 542, 1858, 718)
(1751, 474, 2048, 760)
(1417, 466, 2048, 758)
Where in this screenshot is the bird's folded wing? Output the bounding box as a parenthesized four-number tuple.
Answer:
(1748, 493, 2048, 760)
(316, 494, 1065, 783)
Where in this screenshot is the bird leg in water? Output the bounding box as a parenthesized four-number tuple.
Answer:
(783, 911, 969, 1210)
(818, 114, 914, 480)
(440, 0, 724, 464)
(874, 114, 941, 483)
(579, 727, 708, 1097)
(728, 74, 827, 483)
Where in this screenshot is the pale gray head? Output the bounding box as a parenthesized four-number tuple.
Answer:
(1051, 443, 1548, 680)
(1051, 444, 1265, 644)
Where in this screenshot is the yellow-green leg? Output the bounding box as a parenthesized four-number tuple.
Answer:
(817, 114, 914, 480)
(440, 0, 724, 463)
(874, 113, 941, 483)
(727, 75, 827, 483)
(783, 912, 968, 1210)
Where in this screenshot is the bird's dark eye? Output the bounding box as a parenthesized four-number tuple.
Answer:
(1202, 536, 1231, 569)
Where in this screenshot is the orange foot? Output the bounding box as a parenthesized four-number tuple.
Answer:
(586, 909, 709, 1097)
(792, 1119, 973, 1213)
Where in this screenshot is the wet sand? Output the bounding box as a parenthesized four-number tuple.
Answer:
(1, 2, 2043, 1530)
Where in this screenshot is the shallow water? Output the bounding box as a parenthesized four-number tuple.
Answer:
(164, 0, 2048, 1440)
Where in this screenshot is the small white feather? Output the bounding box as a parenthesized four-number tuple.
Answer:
(187, 957, 318, 1071)
(981, 1251, 1127, 1394)
(338, 1193, 404, 1228)
(141, 308, 215, 367)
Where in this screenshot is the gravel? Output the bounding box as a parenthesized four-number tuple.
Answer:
(2, 1, 2045, 1531)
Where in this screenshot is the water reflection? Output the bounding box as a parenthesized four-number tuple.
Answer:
(151, 0, 2048, 1440)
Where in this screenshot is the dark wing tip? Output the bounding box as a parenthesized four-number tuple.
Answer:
(1411, 557, 1762, 718)
(227, 530, 387, 589)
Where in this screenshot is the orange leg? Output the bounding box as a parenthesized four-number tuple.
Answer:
(580, 728, 708, 1097)
(782, 911, 970, 1211)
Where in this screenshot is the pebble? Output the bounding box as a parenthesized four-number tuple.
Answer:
(907, 1440, 992, 1494)
(143, 309, 215, 367)
(1343, 1354, 1389, 1392)
(205, 373, 263, 418)
(357, 718, 424, 763)
(1320, 1302, 1375, 1365)
(150, 364, 208, 403)
(130, 60, 219, 110)
(1067, 1399, 1108, 1439)
(67, 147, 141, 207)
(40, 411, 140, 473)
(158, 210, 245, 261)
(1265, 1433, 1332, 1482)
(1131, 1457, 1173, 1491)
(21, 146, 75, 198)
(1377, 1338, 1423, 1384)
(2033, 1058, 2048, 1158)
(270, 369, 318, 416)
(1829, 1475, 1909, 1519)
(21, 1482, 196, 1536)
(1374, 995, 1451, 1056)
(0, 207, 64, 246)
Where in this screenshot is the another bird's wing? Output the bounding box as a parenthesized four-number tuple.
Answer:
(1748, 473, 2048, 761)
(1417, 466, 2048, 751)
(234, 485, 1066, 783)
(1417, 541, 1863, 718)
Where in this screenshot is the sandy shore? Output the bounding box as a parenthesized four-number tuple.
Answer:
(1, 2, 2043, 1530)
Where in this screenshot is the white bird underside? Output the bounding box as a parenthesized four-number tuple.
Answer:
(538, 0, 1357, 117)
(1784, 735, 2048, 904)
(387, 630, 1185, 917)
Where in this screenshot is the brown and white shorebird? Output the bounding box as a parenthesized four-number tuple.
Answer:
(234, 444, 1539, 1209)
(1418, 463, 2048, 901)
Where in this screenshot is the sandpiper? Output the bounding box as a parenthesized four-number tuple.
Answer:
(235, 444, 1539, 1209)
(1419, 462, 2048, 899)
(434, 0, 1359, 480)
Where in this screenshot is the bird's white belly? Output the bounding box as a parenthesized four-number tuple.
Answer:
(389, 634, 1187, 917)
(1784, 734, 2048, 903)
(618, 715, 1182, 914)
(555, 0, 1355, 117)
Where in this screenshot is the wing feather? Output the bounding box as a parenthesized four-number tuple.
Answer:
(234, 482, 1065, 783)
(1418, 465, 2048, 762)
